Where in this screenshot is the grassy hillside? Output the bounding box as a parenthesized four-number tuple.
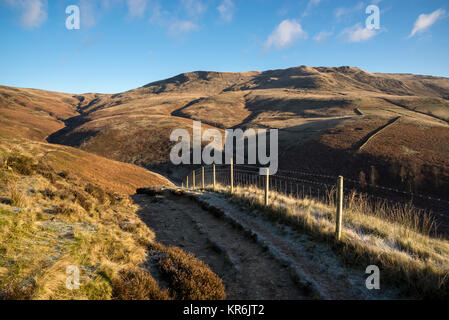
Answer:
(34, 66, 449, 200)
(0, 137, 225, 300)
(0, 136, 171, 195)
(0, 86, 79, 141)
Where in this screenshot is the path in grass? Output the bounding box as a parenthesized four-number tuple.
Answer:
(181, 189, 400, 300)
(132, 191, 308, 300)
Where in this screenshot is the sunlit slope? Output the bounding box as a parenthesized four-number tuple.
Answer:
(0, 136, 172, 195)
(0, 86, 79, 141)
(3, 66, 449, 195)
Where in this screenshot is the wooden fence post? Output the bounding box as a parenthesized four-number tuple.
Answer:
(265, 168, 269, 206)
(193, 171, 196, 190)
(230, 158, 234, 193)
(213, 164, 216, 191)
(202, 166, 205, 189)
(336, 176, 344, 241)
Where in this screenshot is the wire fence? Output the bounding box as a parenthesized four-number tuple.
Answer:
(182, 163, 449, 234)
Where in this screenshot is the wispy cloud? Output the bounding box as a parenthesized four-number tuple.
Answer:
(334, 2, 364, 20)
(265, 19, 307, 50)
(3, 0, 47, 28)
(168, 20, 199, 35)
(126, 0, 147, 18)
(181, 0, 206, 17)
(302, 0, 322, 17)
(148, 0, 164, 23)
(79, 0, 97, 27)
(408, 8, 446, 39)
(217, 0, 235, 23)
(148, 0, 202, 36)
(78, 0, 147, 26)
(341, 23, 378, 42)
(314, 30, 333, 43)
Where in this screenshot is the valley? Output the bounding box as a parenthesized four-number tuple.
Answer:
(3, 66, 446, 200)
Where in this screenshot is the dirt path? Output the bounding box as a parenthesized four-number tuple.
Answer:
(132, 192, 308, 300)
(186, 190, 400, 300)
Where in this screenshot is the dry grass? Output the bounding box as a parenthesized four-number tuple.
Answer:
(6, 154, 35, 176)
(112, 267, 170, 300)
(0, 135, 173, 195)
(0, 85, 78, 141)
(0, 177, 153, 300)
(0, 141, 222, 300)
(342, 191, 436, 237)
(209, 184, 449, 299)
(156, 244, 226, 300)
(7, 183, 27, 207)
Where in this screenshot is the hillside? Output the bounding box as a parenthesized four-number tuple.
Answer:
(0, 86, 79, 141)
(0, 87, 230, 300)
(24, 66, 449, 199)
(0, 136, 172, 195)
(0, 136, 231, 300)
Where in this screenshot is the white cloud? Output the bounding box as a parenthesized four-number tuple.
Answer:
(334, 2, 364, 20)
(126, 0, 147, 18)
(302, 0, 322, 17)
(217, 0, 235, 23)
(314, 30, 333, 43)
(3, 0, 47, 28)
(265, 19, 307, 50)
(408, 8, 446, 38)
(341, 23, 378, 42)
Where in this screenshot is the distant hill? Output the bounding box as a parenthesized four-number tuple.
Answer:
(2, 65, 449, 197)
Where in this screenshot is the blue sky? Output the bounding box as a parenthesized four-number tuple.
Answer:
(0, 0, 448, 94)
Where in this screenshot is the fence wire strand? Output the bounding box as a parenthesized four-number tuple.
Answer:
(181, 164, 449, 232)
